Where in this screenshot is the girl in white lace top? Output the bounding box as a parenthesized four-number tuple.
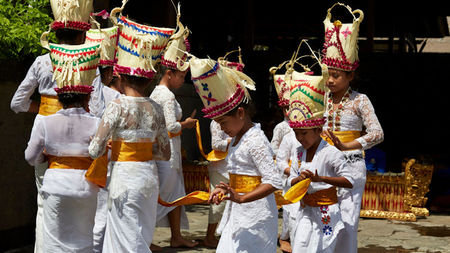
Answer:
(209, 102, 283, 253)
(323, 68, 384, 253)
(149, 66, 198, 248)
(89, 74, 170, 253)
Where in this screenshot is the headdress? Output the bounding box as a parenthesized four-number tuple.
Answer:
(161, 4, 191, 71)
(110, 1, 175, 78)
(286, 40, 329, 129)
(190, 57, 255, 119)
(322, 2, 364, 71)
(49, 0, 94, 31)
(49, 42, 101, 94)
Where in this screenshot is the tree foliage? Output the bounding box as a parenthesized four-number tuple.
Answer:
(0, 0, 54, 60)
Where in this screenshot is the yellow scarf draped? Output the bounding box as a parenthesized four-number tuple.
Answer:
(38, 95, 63, 116)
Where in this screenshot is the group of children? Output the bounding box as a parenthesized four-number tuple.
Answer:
(12, 0, 383, 252)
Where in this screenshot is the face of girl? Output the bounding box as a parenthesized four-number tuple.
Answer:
(294, 128, 322, 150)
(214, 108, 245, 137)
(169, 69, 188, 89)
(325, 68, 354, 94)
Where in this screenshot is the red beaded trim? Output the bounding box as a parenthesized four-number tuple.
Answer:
(289, 117, 326, 129)
(225, 61, 244, 72)
(54, 85, 94, 94)
(99, 58, 117, 66)
(322, 26, 359, 71)
(51, 21, 91, 31)
(277, 99, 289, 107)
(201, 84, 245, 119)
(114, 64, 155, 79)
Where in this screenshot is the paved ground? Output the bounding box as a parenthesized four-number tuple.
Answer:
(5, 205, 450, 253)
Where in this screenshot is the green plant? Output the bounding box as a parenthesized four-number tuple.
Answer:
(0, 0, 54, 60)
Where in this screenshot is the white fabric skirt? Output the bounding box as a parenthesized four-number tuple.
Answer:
(216, 193, 278, 253)
(42, 192, 97, 253)
(155, 160, 189, 229)
(336, 152, 366, 253)
(102, 161, 159, 253)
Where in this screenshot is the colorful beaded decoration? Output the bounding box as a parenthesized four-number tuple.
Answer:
(326, 88, 352, 131)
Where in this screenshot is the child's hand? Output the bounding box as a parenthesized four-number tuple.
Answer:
(218, 182, 244, 204)
(304, 169, 322, 183)
(208, 183, 227, 205)
(324, 130, 347, 151)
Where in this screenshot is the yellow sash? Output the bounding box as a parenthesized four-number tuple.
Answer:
(48, 155, 93, 170)
(111, 141, 153, 162)
(85, 152, 108, 188)
(157, 172, 311, 207)
(168, 131, 182, 138)
(322, 130, 361, 145)
(303, 187, 338, 207)
(38, 95, 63, 116)
(85, 141, 154, 188)
(195, 120, 228, 162)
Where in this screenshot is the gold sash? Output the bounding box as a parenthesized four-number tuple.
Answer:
(157, 173, 311, 207)
(195, 120, 228, 162)
(85, 141, 154, 188)
(38, 95, 63, 116)
(322, 130, 361, 145)
(48, 155, 93, 170)
(303, 187, 338, 207)
(168, 130, 182, 138)
(111, 141, 153, 162)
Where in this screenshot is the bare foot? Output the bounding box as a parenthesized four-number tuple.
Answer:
(170, 237, 199, 248)
(203, 236, 219, 248)
(150, 243, 162, 252)
(279, 238, 292, 253)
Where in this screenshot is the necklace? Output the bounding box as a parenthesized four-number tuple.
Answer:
(327, 88, 351, 131)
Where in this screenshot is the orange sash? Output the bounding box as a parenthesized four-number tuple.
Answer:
(38, 95, 63, 116)
(303, 187, 338, 207)
(85, 141, 154, 188)
(168, 131, 182, 138)
(111, 141, 153, 162)
(194, 120, 228, 162)
(48, 155, 92, 170)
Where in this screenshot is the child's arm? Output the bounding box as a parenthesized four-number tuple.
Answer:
(215, 182, 277, 204)
(89, 100, 120, 159)
(303, 169, 353, 188)
(24, 119, 45, 166)
(11, 58, 40, 114)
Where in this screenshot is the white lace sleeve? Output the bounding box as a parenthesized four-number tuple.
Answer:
(88, 73, 105, 118)
(355, 95, 384, 150)
(210, 121, 229, 152)
(152, 104, 171, 161)
(276, 134, 291, 173)
(11, 58, 39, 113)
(249, 132, 283, 189)
(162, 97, 182, 134)
(89, 100, 121, 158)
(24, 118, 45, 166)
(270, 124, 283, 155)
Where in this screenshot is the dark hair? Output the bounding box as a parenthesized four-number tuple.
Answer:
(55, 29, 85, 43)
(223, 100, 256, 119)
(155, 64, 180, 84)
(120, 74, 150, 89)
(57, 93, 89, 109)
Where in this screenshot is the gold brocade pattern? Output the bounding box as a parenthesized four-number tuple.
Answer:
(303, 187, 338, 207)
(229, 173, 262, 193)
